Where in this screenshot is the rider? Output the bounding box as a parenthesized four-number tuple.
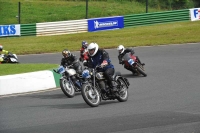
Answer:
(79, 41, 89, 64)
(0, 45, 11, 63)
(84, 42, 117, 92)
(60, 49, 83, 89)
(117, 44, 145, 72)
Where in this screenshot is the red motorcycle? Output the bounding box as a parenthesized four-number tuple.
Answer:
(122, 53, 147, 77)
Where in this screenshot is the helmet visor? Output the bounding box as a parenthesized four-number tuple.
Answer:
(64, 54, 68, 58)
(119, 49, 123, 53)
(88, 48, 95, 56)
(62, 51, 69, 58)
(83, 44, 88, 49)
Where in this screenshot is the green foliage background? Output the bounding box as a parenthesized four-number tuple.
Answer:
(0, 0, 197, 25)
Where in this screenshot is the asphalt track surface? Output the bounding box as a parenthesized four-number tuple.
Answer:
(1, 43, 200, 133)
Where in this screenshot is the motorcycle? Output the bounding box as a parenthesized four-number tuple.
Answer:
(0, 53, 19, 64)
(122, 52, 147, 77)
(56, 64, 82, 98)
(81, 65, 130, 107)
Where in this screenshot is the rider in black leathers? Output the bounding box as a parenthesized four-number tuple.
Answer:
(60, 49, 83, 89)
(117, 45, 144, 73)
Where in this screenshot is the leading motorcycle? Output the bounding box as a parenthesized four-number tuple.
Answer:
(81, 65, 130, 107)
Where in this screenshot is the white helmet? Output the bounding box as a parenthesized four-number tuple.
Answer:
(117, 45, 125, 54)
(0, 45, 3, 51)
(87, 42, 99, 56)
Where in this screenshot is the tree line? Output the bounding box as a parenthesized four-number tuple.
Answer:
(79, 0, 199, 9)
(135, 0, 199, 9)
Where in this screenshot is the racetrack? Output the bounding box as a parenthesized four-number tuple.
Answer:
(1, 43, 200, 133)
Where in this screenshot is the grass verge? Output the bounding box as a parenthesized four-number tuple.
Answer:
(0, 64, 58, 76)
(1, 21, 200, 55)
(0, 21, 200, 76)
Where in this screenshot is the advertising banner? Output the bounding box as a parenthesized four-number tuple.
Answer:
(0, 24, 21, 37)
(190, 8, 200, 21)
(88, 16, 124, 32)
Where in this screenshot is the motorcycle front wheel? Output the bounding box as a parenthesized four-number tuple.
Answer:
(116, 78, 128, 102)
(60, 78, 75, 98)
(136, 65, 147, 77)
(81, 83, 100, 107)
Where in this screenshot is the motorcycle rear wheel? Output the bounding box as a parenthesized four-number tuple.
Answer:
(116, 78, 128, 102)
(60, 78, 75, 98)
(81, 83, 100, 107)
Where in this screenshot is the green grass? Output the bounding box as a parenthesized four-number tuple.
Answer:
(0, 64, 58, 76)
(1, 21, 200, 76)
(0, 0, 165, 25)
(0, 0, 199, 76)
(1, 21, 200, 55)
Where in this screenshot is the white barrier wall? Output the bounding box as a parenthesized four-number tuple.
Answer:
(0, 70, 56, 96)
(36, 19, 88, 36)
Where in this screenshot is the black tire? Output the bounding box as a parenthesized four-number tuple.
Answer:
(136, 65, 147, 77)
(81, 83, 100, 107)
(116, 78, 128, 102)
(60, 78, 75, 98)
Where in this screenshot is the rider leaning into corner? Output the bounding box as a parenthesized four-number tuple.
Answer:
(60, 49, 83, 89)
(117, 44, 145, 72)
(83, 42, 117, 92)
(0, 44, 11, 63)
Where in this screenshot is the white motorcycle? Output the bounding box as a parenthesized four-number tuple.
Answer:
(0, 53, 19, 64)
(55, 64, 82, 98)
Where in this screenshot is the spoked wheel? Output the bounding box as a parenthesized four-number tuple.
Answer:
(60, 78, 75, 98)
(116, 78, 128, 102)
(81, 83, 100, 107)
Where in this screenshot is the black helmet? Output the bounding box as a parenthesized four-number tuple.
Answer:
(62, 49, 71, 58)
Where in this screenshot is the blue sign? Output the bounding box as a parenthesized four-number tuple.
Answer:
(0, 25, 21, 37)
(88, 16, 124, 32)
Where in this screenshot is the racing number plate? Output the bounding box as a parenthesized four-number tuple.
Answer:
(57, 66, 65, 74)
(128, 59, 134, 65)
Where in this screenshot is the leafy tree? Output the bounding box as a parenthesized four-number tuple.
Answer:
(135, 0, 195, 9)
(192, 0, 200, 7)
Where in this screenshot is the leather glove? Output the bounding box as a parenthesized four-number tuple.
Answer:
(83, 60, 88, 66)
(101, 60, 108, 67)
(119, 60, 124, 65)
